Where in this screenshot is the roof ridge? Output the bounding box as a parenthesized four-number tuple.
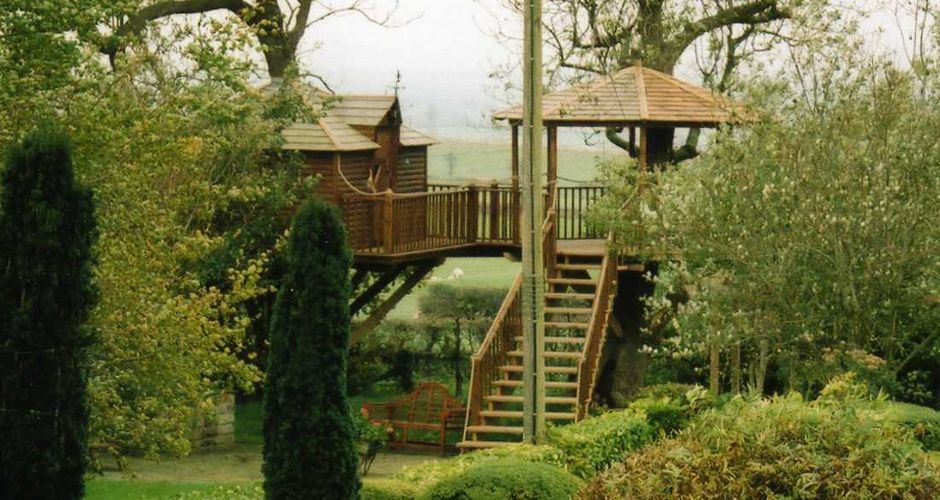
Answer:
(644, 68, 718, 106)
(634, 65, 649, 120)
(317, 117, 344, 149)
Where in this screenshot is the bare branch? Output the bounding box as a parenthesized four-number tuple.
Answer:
(675, 0, 791, 54)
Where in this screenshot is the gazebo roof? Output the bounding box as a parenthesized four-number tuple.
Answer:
(494, 62, 740, 127)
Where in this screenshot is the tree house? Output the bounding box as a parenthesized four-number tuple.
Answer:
(279, 68, 739, 447)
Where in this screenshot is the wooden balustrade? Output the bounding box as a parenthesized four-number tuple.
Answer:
(463, 273, 523, 440)
(576, 231, 618, 419)
(555, 185, 607, 240)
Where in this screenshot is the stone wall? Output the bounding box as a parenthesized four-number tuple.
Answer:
(189, 390, 236, 451)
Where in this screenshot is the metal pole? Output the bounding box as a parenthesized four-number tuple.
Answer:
(520, 0, 545, 443)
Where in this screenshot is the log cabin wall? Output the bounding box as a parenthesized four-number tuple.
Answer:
(394, 146, 428, 193)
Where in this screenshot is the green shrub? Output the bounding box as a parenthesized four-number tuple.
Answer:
(394, 444, 567, 488)
(420, 458, 581, 500)
(354, 412, 389, 475)
(0, 128, 98, 500)
(547, 409, 652, 477)
(263, 198, 358, 500)
(360, 479, 420, 500)
(627, 397, 688, 436)
(580, 378, 940, 500)
(875, 402, 940, 452)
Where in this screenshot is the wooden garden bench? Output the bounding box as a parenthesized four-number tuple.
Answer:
(361, 382, 467, 453)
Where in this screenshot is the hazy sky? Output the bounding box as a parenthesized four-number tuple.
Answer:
(299, 0, 922, 136)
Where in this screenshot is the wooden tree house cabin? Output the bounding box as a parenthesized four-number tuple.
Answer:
(279, 65, 739, 449)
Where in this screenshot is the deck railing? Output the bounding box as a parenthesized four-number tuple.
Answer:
(341, 183, 606, 255)
(576, 231, 618, 419)
(463, 272, 523, 440)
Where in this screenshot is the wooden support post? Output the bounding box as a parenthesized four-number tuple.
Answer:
(639, 127, 649, 171)
(547, 125, 558, 208)
(349, 266, 404, 317)
(710, 344, 721, 398)
(382, 189, 395, 253)
(467, 184, 479, 242)
(511, 125, 521, 243)
(489, 181, 501, 240)
(349, 260, 441, 346)
(629, 127, 636, 157)
(520, 0, 546, 444)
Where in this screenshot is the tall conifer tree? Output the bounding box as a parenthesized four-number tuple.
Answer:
(263, 197, 358, 500)
(0, 128, 97, 500)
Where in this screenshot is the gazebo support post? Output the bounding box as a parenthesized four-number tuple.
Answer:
(639, 126, 649, 171)
(547, 125, 558, 207)
(511, 124, 520, 243)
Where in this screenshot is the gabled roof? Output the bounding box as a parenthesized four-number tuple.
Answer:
(493, 62, 741, 127)
(328, 95, 399, 127)
(281, 116, 380, 152)
(400, 125, 439, 147)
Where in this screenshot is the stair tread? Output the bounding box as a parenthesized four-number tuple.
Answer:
(467, 425, 524, 434)
(548, 278, 597, 285)
(545, 307, 593, 315)
(485, 395, 578, 404)
(545, 292, 595, 300)
(514, 335, 586, 344)
(499, 365, 578, 374)
(545, 321, 590, 329)
(492, 380, 578, 389)
(556, 263, 601, 270)
(506, 350, 584, 359)
(479, 410, 577, 420)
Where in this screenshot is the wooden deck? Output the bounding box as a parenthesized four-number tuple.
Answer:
(342, 184, 609, 268)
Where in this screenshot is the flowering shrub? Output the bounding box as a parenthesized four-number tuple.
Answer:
(578, 377, 940, 500)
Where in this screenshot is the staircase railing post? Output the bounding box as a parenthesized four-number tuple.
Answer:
(382, 189, 395, 254)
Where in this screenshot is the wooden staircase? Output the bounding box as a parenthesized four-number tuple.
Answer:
(458, 221, 618, 449)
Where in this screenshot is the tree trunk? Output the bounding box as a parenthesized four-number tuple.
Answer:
(594, 268, 657, 406)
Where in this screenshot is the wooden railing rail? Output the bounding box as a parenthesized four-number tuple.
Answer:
(463, 272, 524, 442)
(575, 231, 617, 419)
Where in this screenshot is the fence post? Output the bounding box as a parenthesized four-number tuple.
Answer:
(382, 190, 395, 254)
(488, 182, 500, 240)
(467, 185, 479, 243)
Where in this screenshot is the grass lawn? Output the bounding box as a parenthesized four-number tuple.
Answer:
(84, 480, 221, 500)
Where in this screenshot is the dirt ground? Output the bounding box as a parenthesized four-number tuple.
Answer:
(100, 444, 440, 483)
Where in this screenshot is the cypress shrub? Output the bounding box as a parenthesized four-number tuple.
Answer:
(420, 458, 582, 500)
(262, 197, 359, 500)
(0, 128, 97, 500)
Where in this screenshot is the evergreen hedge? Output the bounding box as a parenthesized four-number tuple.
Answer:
(0, 128, 97, 500)
(262, 197, 359, 500)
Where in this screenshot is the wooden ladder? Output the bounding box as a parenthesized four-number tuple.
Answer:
(458, 240, 618, 449)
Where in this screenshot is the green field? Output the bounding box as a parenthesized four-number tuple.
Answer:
(428, 138, 608, 185)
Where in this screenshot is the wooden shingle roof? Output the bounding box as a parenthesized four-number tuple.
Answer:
(281, 116, 380, 152)
(400, 125, 439, 147)
(328, 95, 398, 127)
(494, 63, 740, 127)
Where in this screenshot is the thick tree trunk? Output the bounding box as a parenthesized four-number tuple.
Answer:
(594, 268, 657, 406)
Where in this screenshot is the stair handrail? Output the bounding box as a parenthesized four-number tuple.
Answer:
(463, 271, 524, 443)
(576, 230, 617, 419)
(542, 183, 559, 278)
